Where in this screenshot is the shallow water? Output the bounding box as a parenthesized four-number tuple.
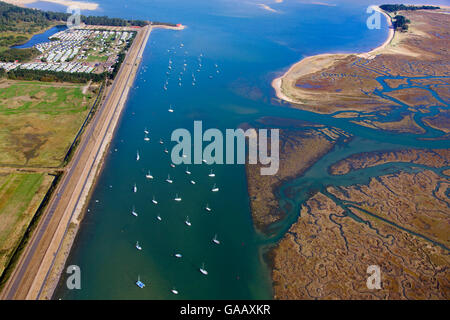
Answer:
(12, 25, 66, 49)
(45, 0, 450, 299)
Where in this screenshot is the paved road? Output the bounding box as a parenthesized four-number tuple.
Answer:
(0, 25, 151, 300)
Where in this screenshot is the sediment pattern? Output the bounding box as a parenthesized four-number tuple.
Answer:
(246, 127, 349, 231)
(329, 149, 450, 175)
(273, 170, 450, 299)
(266, 7, 450, 300)
(274, 9, 450, 135)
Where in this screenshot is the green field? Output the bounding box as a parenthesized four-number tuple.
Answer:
(86, 54, 109, 63)
(0, 171, 54, 276)
(0, 80, 98, 167)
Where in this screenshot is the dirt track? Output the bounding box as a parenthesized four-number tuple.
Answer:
(0, 25, 152, 300)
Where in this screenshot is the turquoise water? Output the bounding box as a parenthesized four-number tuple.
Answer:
(50, 0, 449, 299)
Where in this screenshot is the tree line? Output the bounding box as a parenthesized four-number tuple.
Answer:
(392, 15, 410, 32)
(0, 2, 68, 33)
(5, 68, 106, 83)
(0, 1, 149, 36)
(81, 16, 148, 27)
(380, 4, 440, 13)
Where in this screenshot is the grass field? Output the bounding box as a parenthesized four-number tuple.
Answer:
(0, 171, 54, 276)
(0, 79, 98, 280)
(86, 54, 109, 63)
(0, 80, 98, 167)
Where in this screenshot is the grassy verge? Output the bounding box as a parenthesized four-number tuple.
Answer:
(0, 171, 61, 292)
(0, 171, 55, 276)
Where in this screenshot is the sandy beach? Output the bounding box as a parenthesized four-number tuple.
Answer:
(272, 5, 395, 103)
(2, 0, 99, 10)
(258, 3, 278, 13)
(357, 6, 394, 59)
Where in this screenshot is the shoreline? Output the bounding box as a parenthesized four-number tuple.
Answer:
(1, 0, 99, 11)
(271, 5, 394, 103)
(0, 25, 152, 300)
(38, 25, 154, 300)
(266, 6, 450, 299)
(39, 23, 183, 300)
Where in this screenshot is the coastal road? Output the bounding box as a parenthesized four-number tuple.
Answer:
(0, 25, 152, 300)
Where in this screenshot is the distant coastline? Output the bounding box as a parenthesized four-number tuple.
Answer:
(1, 0, 99, 11)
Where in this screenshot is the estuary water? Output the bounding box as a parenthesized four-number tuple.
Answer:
(12, 25, 66, 49)
(48, 0, 449, 299)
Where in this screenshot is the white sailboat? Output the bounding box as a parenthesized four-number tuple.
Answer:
(171, 288, 179, 295)
(144, 133, 150, 141)
(159, 138, 164, 144)
(156, 214, 162, 221)
(199, 263, 208, 275)
(190, 180, 196, 185)
(136, 241, 142, 250)
(174, 253, 182, 258)
(131, 206, 138, 217)
(133, 184, 137, 193)
(152, 196, 158, 204)
(208, 169, 215, 177)
(185, 167, 191, 175)
(205, 204, 212, 212)
(185, 216, 191, 226)
(174, 193, 182, 202)
(136, 151, 140, 161)
(136, 275, 145, 288)
(211, 184, 219, 192)
(145, 171, 153, 179)
(168, 105, 174, 113)
(170, 163, 175, 168)
(164, 148, 169, 154)
(212, 234, 220, 245)
(144, 128, 149, 134)
(166, 174, 173, 184)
